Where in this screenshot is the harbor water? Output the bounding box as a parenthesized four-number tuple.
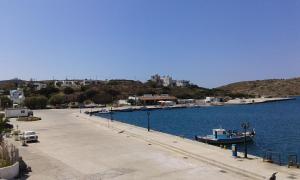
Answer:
(97, 97, 300, 164)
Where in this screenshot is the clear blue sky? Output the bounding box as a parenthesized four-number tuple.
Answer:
(0, 0, 299, 88)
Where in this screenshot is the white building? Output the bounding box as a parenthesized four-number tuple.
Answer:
(161, 76, 173, 87)
(5, 108, 32, 118)
(175, 80, 190, 87)
(33, 82, 47, 91)
(204, 97, 214, 103)
(150, 74, 190, 87)
(80, 79, 102, 86)
(10, 89, 25, 104)
(128, 96, 139, 103)
(205, 97, 222, 103)
(117, 100, 131, 106)
(55, 80, 79, 88)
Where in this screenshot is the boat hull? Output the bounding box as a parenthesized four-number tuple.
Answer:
(195, 136, 254, 145)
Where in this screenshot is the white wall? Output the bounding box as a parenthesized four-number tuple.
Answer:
(5, 109, 29, 118)
(0, 162, 19, 179)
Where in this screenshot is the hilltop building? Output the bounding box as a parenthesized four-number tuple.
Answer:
(54, 79, 104, 88)
(80, 79, 103, 86)
(150, 74, 190, 87)
(55, 80, 79, 88)
(176, 80, 190, 87)
(33, 82, 47, 91)
(161, 76, 173, 87)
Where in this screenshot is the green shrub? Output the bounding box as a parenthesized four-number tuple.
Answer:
(0, 96, 12, 109)
(92, 92, 113, 105)
(63, 87, 74, 94)
(25, 96, 48, 109)
(49, 94, 65, 106)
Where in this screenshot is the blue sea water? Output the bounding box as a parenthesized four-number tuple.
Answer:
(97, 97, 300, 164)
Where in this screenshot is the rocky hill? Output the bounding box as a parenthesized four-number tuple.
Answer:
(218, 77, 300, 97)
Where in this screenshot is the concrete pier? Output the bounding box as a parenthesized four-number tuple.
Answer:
(9, 109, 300, 179)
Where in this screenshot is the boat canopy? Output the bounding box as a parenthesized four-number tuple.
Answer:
(213, 129, 226, 135)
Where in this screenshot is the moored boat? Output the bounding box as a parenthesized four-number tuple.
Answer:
(195, 128, 255, 145)
(96, 109, 111, 114)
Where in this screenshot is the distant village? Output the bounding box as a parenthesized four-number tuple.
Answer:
(0, 74, 260, 113)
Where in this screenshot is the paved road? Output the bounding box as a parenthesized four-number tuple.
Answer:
(9, 109, 299, 180)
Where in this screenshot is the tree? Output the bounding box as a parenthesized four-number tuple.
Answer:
(145, 80, 161, 88)
(106, 89, 120, 97)
(55, 81, 62, 88)
(65, 93, 80, 103)
(92, 92, 113, 105)
(49, 94, 65, 106)
(38, 86, 59, 98)
(24, 96, 48, 109)
(85, 89, 98, 99)
(63, 87, 74, 95)
(0, 114, 12, 142)
(77, 93, 86, 103)
(0, 96, 12, 109)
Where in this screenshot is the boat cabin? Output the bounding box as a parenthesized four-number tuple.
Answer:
(213, 129, 227, 139)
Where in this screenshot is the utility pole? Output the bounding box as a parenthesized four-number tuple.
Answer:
(110, 97, 114, 122)
(241, 122, 250, 158)
(110, 106, 113, 122)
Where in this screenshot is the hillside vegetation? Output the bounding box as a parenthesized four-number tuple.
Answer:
(218, 78, 300, 97)
(0, 79, 251, 109)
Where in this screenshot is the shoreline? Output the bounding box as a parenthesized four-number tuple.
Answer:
(83, 97, 296, 115)
(84, 112, 300, 180)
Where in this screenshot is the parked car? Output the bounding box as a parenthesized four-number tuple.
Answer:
(20, 131, 38, 142)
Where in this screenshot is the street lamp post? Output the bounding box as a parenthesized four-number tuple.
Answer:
(147, 111, 150, 132)
(110, 106, 113, 122)
(241, 122, 250, 158)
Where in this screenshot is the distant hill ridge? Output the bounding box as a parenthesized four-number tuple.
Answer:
(1, 77, 299, 97)
(218, 77, 300, 97)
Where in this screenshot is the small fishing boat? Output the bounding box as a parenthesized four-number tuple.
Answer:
(162, 106, 173, 110)
(140, 106, 148, 111)
(195, 128, 255, 145)
(119, 108, 134, 112)
(97, 109, 111, 114)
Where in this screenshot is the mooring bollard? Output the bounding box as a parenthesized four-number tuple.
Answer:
(232, 144, 238, 158)
(22, 139, 27, 146)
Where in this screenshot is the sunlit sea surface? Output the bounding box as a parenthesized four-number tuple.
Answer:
(97, 97, 300, 164)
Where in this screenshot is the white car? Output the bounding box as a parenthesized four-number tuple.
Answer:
(20, 131, 38, 142)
